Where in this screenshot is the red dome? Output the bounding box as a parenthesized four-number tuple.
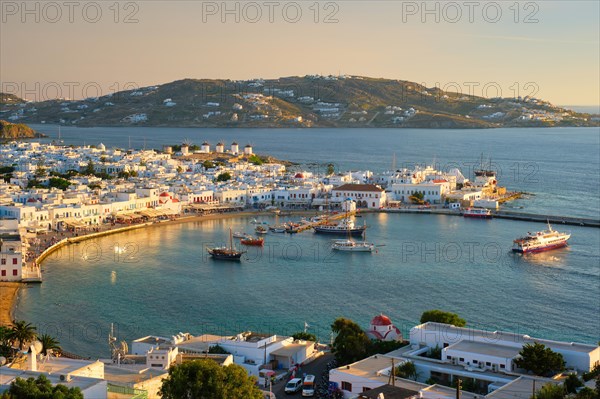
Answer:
(295, 173, 304, 179)
(159, 192, 170, 197)
(371, 314, 392, 326)
(27, 198, 37, 202)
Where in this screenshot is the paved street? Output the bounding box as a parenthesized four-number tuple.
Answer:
(271, 352, 335, 398)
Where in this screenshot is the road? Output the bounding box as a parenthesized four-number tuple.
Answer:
(271, 352, 335, 398)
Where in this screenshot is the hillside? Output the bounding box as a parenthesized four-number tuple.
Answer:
(0, 120, 44, 139)
(0, 76, 597, 128)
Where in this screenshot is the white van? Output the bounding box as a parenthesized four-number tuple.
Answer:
(302, 375, 315, 397)
(285, 378, 303, 394)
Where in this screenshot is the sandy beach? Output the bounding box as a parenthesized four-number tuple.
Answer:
(0, 282, 20, 327)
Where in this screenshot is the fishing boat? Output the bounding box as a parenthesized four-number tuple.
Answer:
(512, 222, 571, 254)
(207, 229, 245, 260)
(463, 207, 492, 219)
(269, 225, 287, 233)
(240, 236, 264, 246)
(314, 218, 366, 236)
(255, 225, 268, 234)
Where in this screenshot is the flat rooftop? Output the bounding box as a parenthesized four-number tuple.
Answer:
(446, 340, 521, 359)
(413, 323, 598, 353)
(487, 377, 559, 399)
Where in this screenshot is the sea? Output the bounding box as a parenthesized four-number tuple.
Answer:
(13, 126, 600, 357)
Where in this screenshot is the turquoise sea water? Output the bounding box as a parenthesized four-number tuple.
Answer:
(15, 127, 600, 357)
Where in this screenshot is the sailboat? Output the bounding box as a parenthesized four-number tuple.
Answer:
(207, 228, 246, 260)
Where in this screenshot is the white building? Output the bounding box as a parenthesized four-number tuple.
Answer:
(410, 322, 600, 373)
(331, 184, 387, 209)
(231, 142, 239, 155)
(216, 142, 225, 153)
(201, 142, 210, 153)
(244, 144, 253, 155)
(0, 218, 22, 281)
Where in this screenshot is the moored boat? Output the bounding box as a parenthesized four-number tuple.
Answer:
(240, 236, 264, 246)
(233, 231, 248, 238)
(512, 222, 571, 253)
(463, 207, 492, 219)
(269, 225, 287, 233)
(207, 229, 246, 260)
(332, 239, 374, 252)
(314, 218, 366, 236)
(255, 225, 268, 234)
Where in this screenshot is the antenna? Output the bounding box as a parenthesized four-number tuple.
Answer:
(391, 152, 397, 171)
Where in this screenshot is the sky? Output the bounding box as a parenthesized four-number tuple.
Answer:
(1, 0, 599, 105)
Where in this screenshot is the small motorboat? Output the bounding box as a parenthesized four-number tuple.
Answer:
(240, 236, 264, 246)
(255, 225, 268, 234)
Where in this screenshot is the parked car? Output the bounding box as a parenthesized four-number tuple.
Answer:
(285, 378, 303, 394)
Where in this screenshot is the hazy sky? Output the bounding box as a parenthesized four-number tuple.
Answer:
(1, 1, 598, 105)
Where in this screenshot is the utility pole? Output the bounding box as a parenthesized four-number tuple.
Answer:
(389, 359, 395, 386)
(456, 378, 461, 399)
(532, 379, 536, 399)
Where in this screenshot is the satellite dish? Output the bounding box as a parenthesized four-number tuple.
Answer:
(0, 356, 6, 366)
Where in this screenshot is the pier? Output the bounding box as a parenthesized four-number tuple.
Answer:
(283, 211, 355, 233)
(381, 208, 600, 228)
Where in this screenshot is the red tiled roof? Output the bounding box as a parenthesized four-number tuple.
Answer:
(333, 184, 384, 192)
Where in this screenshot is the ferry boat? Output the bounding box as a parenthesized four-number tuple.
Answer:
(332, 239, 374, 252)
(463, 208, 492, 219)
(207, 229, 246, 260)
(240, 236, 264, 246)
(313, 218, 366, 236)
(512, 222, 571, 253)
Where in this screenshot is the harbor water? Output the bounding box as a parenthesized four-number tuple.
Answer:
(15, 127, 600, 357)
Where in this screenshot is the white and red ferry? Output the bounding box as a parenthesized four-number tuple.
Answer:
(463, 207, 492, 219)
(512, 222, 571, 253)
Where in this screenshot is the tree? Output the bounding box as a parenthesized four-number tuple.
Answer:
(395, 361, 417, 380)
(331, 318, 371, 365)
(515, 342, 565, 377)
(575, 387, 598, 399)
(327, 163, 335, 175)
(159, 359, 263, 399)
(9, 320, 37, 350)
(83, 159, 95, 175)
(248, 155, 263, 165)
(292, 332, 317, 342)
(533, 383, 565, 399)
(565, 374, 584, 394)
(203, 160, 215, 170)
(48, 177, 71, 190)
(0, 326, 12, 358)
(38, 334, 61, 356)
(207, 344, 230, 354)
(420, 310, 466, 327)
(216, 172, 232, 182)
(2, 375, 83, 399)
(34, 159, 46, 178)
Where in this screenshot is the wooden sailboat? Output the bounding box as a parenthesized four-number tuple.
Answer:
(207, 228, 246, 260)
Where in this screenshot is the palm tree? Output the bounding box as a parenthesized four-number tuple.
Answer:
(0, 326, 12, 357)
(38, 334, 61, 356)
(10, 320, 37, 350)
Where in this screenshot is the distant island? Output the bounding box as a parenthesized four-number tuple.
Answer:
(1, 75, 598, 129)
(0, 119, 45, 140)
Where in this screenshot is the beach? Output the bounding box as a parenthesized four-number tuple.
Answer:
(0, 282, 20, 327)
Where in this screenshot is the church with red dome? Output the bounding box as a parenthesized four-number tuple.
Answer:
(366, 314, 403, 341)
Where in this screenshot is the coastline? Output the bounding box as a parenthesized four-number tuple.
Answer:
(0, 282, 21, 327)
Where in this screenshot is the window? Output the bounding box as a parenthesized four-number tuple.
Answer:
(459, 358, 464, 362)
(12, 258, 18, 265)
(341, 381, 352, 391)
(443, 343, 449, 348)
(1, 259, 5, 265)
(13, 270, 18, 276)
(486, 362, 491, 366)
(447, 356, 452, 360)
(500, 364, 505, 369)
(362, 387, 371, 392)
(1, 270, 6, 276)
(473, 360, 478, 364)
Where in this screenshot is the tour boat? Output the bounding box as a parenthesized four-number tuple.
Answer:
(332, 239, 374, 252)
(463, 207, 492, 219)
(512, 222, 571, 253)
(314, 218, 366, 236)
(240, 236, 264, 246)
(207, 229, 245, 260)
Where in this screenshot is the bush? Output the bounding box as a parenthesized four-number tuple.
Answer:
(420, 310, 466, 327)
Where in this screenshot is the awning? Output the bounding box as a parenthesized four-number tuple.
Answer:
(270, 343, 310, 358)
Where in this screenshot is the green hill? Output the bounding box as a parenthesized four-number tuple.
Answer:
(0, 76, 596, 128)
